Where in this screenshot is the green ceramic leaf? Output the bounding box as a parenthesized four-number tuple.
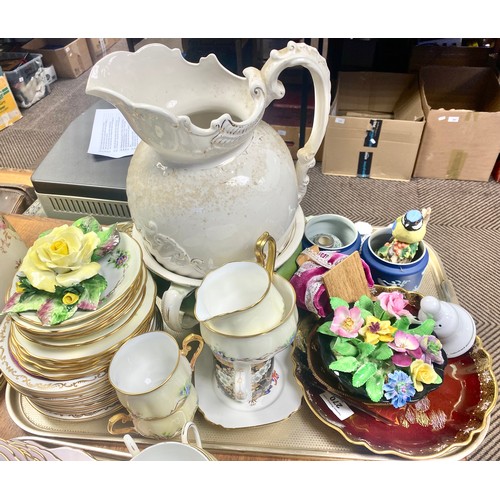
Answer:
(393, 316, 411, 331)
(329, 297, 349, 311)
(358, 308, 372, 321)
(410, 318, 436, 336)
(357, 342, 376, 359)
(373, 301, 385, 319)
(352, 362, 377, 387)
(433, 373, 442, 385)
(38, 300, 78, 325)
(4, 292, 50, 313)
(365, 372, 384, 402)
(355, 295, 374, 313)
(73, 216, 101, 234)
(372, 343, 393, 360)
(329, 356, 358, 373)
(332, 338, 358, 357)
(317, 322, 334, 336)
(77, 274, 108, 310)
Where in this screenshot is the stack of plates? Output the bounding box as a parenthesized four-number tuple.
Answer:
(0, 232, 162, 421)
(0, 437, 95, 461)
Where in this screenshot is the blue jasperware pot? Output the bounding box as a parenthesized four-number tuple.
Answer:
(303, 214, 361, 255)
(360, 227, 429, 291)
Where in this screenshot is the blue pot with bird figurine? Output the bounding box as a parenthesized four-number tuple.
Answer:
(360, 226, 429, 291)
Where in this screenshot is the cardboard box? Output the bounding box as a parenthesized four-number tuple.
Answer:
(271, 124, 324, 160)
(86, 38, 121, 63)
(0, 73, 22, 131)
(263, 83, 324, 160)
(322, 72, 425, 181)
(21, 38, 92, 79)
(413, 66, 500, 182)
(0, 52, 50, 108)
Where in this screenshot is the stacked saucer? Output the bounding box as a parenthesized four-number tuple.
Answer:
(0, 231, 162, 421)
(0, 437, 95, 461)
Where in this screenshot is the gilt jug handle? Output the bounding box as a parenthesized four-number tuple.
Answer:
(249, 41, 331, 202)
(254, 231, 277, 279)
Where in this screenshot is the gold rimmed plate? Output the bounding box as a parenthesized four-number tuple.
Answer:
(10, 263, 147, 342)
(0, 316, 112, 397)
(8, 273, 156, 367)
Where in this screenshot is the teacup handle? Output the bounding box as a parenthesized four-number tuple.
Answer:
(181, 421, 203, 449)
(107, 412, 136, 435)
(255, 231, 276, 278)
(180, 333, 204, 371)
(123, 434, 141, 457)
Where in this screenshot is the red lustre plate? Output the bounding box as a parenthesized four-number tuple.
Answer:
(292, 323, 498, 459)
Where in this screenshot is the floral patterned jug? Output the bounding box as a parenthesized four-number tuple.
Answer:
(86, 41, 331, 279)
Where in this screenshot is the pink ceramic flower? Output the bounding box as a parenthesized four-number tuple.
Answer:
(389, 330, 423, 367)
(330, 306, 363, 338)
(377, 292, 414, 320)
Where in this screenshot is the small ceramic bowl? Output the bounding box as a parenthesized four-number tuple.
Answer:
(304, 214, 361, 255)
(360, 227, 429, 291)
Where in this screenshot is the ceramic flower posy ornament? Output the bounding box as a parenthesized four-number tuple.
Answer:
(317, 290, 445, 408)
(2, 216, 120, 326)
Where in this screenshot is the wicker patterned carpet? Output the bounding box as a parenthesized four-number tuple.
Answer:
(0, 37, 499, 460)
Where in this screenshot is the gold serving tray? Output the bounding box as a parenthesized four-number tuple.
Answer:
(3, 243, 492, 460)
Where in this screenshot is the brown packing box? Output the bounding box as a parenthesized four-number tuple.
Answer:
(86, 38, 121, 63)
(264, 84, 324, 160)
(271, 124, 324, 160)
(322, 72, 425, 181)
(413, 66, 500, 182)
(0, 74, 22, 132)
(21, 38, 92, 79)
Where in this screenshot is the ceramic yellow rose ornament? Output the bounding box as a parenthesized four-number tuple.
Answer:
(2, 216, 120, 326)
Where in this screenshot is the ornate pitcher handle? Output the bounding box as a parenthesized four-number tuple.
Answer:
(248, 41, 331, 202)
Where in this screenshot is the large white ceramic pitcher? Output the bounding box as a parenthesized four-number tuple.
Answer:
(86, 41, 331, 280)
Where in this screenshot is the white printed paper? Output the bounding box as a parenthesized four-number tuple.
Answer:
(320, 391, 354, 420)
(88, 109, 140, 158)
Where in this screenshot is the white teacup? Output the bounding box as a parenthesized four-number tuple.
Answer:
(108, 331, 204, 420)
(107, 385, 199, 439)
(124, 421, 215, 461)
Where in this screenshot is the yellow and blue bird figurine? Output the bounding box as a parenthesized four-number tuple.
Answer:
(377, 208, 431, 263)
